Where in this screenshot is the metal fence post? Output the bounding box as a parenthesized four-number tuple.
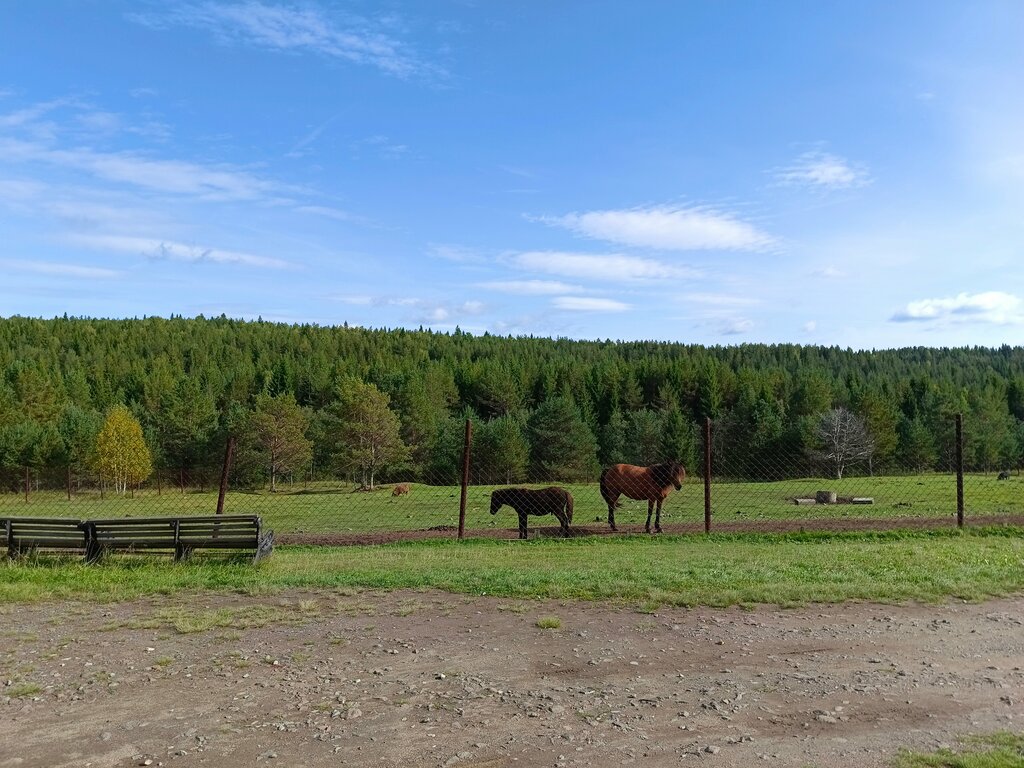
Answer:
(704, 417, 712, 534)
(955, 413, 964, 528)
(216, 435, 235, 516)
(458, 419, 472, 540)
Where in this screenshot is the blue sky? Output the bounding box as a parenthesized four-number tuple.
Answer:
(2, 2, 1023, 348)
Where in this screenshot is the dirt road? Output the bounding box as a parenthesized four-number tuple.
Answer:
(2, 591, 1021, 767)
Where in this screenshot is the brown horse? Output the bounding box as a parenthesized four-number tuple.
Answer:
(600, 461, 686, 533)
(490, 487, 574, 540)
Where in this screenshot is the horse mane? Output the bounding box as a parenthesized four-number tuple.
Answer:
(651, 461, 683, 488)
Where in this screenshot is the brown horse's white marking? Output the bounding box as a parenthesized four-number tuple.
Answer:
(599, 462, 686, 533)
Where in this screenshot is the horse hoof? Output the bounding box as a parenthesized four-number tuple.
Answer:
(655, 528, 663, 534)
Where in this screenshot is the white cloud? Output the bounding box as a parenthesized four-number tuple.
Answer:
(68, 233, 290, 269)
(0, 137, 285, 201)
(891, 291, 1023, 325)
(552, 296, 630, 312)
(803, 320, 818, 333)
(543, 205, 775, 252)
(720, 318, 754, 335)
(774, 151, 871, 190)
(512, 251, 700, 282)
(132, 2, 433, 78)
(477, 280, 583, 295)
(813, 265, 848, 279)
(0, 258, 122, 279)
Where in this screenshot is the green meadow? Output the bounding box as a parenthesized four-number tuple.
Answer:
(2, 528, 1024, 606)
(1, 472, 1020, 534)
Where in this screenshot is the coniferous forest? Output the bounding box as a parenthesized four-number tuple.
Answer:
(1, 315, 1023, 493)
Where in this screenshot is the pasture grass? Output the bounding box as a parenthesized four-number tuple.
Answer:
(2, 527, 1024, 608)
(2, 468, 1024, 536)
(1, 473, 1020, 535)
(893, 733, 1024, 767)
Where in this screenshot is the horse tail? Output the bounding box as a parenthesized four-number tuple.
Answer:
(564, 490, 574, 524)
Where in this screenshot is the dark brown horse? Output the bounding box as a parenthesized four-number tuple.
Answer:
(600, 461, 686, 533)
(490, 487, 574, 540)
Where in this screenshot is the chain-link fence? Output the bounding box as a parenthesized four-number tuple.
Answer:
(2, 413, 1022, 550)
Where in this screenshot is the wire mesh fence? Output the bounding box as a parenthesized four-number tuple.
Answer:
(1, 413, 1022, 549)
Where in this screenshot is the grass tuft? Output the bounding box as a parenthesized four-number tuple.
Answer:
(535, 616, 561, 629)
(893, 732, 1024, 767)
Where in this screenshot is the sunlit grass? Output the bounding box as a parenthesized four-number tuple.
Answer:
(1, 473, 1020, 535)
(2, 528, 1023, 608)
(893, 733, 1024, 767)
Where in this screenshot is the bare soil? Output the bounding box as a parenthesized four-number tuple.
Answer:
(2, 591, 1022, 768)
(280, 513, 1024, 546)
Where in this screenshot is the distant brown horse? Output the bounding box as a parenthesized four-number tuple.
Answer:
(392, 483, 411, 496)
(490, 487, 574, 540)
(600, 462, 686, 533)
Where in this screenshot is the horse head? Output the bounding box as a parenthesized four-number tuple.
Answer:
(489, 492, 502, 515)
(667, 461, 686, 490)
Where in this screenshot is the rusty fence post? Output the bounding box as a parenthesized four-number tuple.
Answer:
(216, 435, 236, 516)
(955, 413, 964, 528)
(704, 417, 712, 534)
(458, 419, 472, 540)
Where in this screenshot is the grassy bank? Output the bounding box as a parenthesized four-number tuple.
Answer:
(2, 528, 1023, 607)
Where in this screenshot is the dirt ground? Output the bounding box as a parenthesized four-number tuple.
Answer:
(279, 514, 1024, 546)
(1, 590, 1022, 768)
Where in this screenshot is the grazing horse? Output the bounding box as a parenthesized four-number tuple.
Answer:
(392, 483, 411, 496)
(490, 487, 574, 540)
(600, 461, 686, 533)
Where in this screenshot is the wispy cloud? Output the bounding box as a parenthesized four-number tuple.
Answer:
(891, 291, 1023, 325)
(333, 295, 485, 324)
(131, 2, 434, 79)
(552, 296, 630, 312)
(511, 251, 700, 282)
(0, 258, 122, 279)
(429, 243, 485, 263)
(353, 135, 409, 159)
(0, 136, 286, 202)
(542, 205, 775, 252)
(477, 279, 583, 295)
(774, 151, 871, 190)
(720, 318, 754, 335)
(68, 233, 291, 269)
(812, 265, 848, 279)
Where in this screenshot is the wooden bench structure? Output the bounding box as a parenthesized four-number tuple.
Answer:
(85, 516, 272, 563)
(2, 517, 87, 558)
(2, 515, 272, 563)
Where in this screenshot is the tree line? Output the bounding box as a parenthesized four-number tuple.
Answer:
(1, 315, 1023, 494)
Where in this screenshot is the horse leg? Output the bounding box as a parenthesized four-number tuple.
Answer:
(645, 499, 654, 533)
(557, 507, 573, 536)
(518, 511, 528, 540)
(602, 481, 618, 531)
(655, 497, 663, 533)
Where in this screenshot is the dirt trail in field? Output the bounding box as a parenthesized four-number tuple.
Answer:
(1, 591, 1022, 768)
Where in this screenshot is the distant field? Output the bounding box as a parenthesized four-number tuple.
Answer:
(0, 472, 1020, 534)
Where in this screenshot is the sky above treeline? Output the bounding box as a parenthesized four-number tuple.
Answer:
(1, 2, 1023, 349)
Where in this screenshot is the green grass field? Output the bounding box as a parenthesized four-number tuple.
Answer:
(1, 472, 1020, 534)
(2, 528, 1023, 606)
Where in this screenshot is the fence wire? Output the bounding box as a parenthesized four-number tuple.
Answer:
(1, 415, 1022, 548)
